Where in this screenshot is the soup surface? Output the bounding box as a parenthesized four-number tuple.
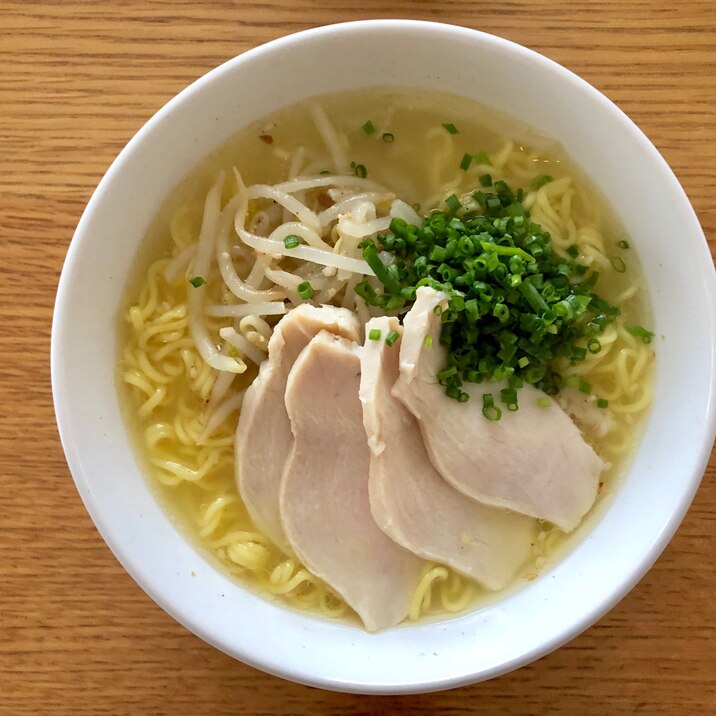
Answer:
(120, 88, 654, 628)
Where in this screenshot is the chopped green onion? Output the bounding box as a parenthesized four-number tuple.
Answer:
(437, 366, 457, 381)
(459, 153, 473, 171)
(411, 202, 421, 213)
(297, 281, 313, 300)
(493, 303, 509, 323)
(368, 328, 381, 341)
(351, 162, 368, 179)
(363, 242, 401, 293)
(354, 280, 377, 305)
(531, 174, 554, 189)
(500, 387, 519, 411)
(445, 194, 461, 212)
(424, 335, 433, 348)
(617, 240, 630, 249)
(596, 398, 609, 409)
(382, 132, 395, 143)
(445, 384, 461, 399)
(482, 393, 502, 421)
(537, 396, 551, 408)
(188, 276, 206, 288)
(283, 235, 300, 249)
(458, 392, 470, 403)
(442, 122, 459, 134)
(385, 329, 400, 347)
(429, 245, 447, 262)
(578, 378, 592, 394)
(474, 150, 491, 166)
(480, 241, 535, 263)
(362, 120, 375, 136)
(610, 256, 626, 273)
(357, 174, 629, 411)
(626, 325, 655, 344)
(519, 280, 550, 313)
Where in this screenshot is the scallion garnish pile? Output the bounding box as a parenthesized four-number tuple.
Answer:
(356, 176, 631, 412)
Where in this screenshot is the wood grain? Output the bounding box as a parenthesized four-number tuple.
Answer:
(1, 1, 714, 713)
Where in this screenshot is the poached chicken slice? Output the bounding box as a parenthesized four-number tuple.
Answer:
(360, 316, 536, 589)
(235, 304, 360, 554)
(280, 331, 423, 631)
(393, 287, 603, 532)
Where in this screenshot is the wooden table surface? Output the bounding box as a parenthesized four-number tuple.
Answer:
(1, 1, 714, 713)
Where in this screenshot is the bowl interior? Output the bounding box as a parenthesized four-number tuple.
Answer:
(51, 20, 716, 693)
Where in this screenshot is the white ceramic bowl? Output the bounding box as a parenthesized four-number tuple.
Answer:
(51, 20, 716, 693)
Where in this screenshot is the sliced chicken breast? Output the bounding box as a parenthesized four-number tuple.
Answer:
(393, 287, 603, 532)
(360, 316, 536, 589)
(280, 331, 423, 631)
(235, 305, 360, 554)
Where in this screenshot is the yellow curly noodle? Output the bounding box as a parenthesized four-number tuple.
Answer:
(121, 88, 653, 628)
(408, 563, 476, 621)
(522, 174, 655, 456)
(122, 210, 352, 619)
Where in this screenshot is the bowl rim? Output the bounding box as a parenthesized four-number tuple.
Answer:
(51, 19, 716, 694)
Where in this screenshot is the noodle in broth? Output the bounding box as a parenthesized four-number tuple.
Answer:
(120, 89, 654, 625)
